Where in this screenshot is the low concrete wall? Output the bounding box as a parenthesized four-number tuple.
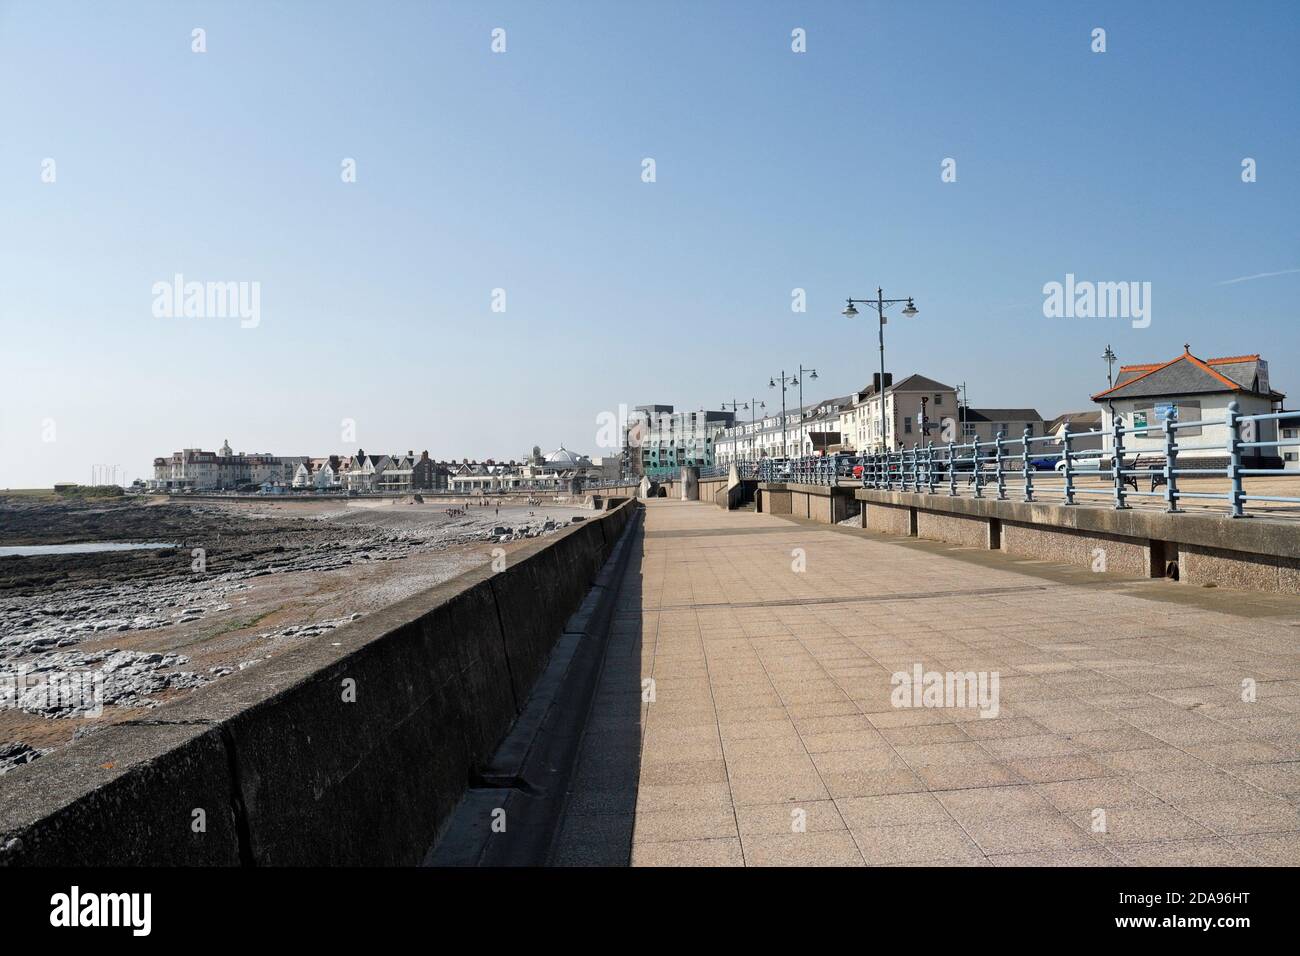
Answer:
(762, 488, 792, 515)
(1181, 543, 1300, 592)
(699, 477, 727, 503)
(758, 483, 859, 524)
(1001, 521, 1154, 577)
(866, 499, 913, 536)
(916, 509, 995, 550)
(855, 488, 1300, 593)
(714, 483, 735, 509)
(0, 501, 639, 866)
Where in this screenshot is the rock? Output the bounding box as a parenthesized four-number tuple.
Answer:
(0, 741, 45, 775)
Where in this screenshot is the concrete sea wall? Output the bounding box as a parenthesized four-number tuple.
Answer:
(852, 488, 1300, 594)
(0, 501, 638, 866)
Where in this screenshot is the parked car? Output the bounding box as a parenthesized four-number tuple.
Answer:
(1055, 456, 1106, 472)
(1030, 457, 1056, 471)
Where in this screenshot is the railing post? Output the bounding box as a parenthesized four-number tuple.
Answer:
(994, 432, 1006, 500)
(926, 441, 936, 494)
(1162, 407, 1180, 513)
(1112, 412, 1130, 510)
(972, 438, 983, 498)
(1021, 426, 1034, 503)
(1061, 429, 1075, 505)
(910, 443, 919, 493)
(1226, 400, 1245, 517)
(947, 441, 957, 496)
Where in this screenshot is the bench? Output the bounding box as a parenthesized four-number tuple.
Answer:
(1123, 454, 1168, 492)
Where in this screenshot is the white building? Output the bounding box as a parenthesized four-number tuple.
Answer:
(342, 452, 389, 492)
(794, 395, 851, 456)
(152, 440, 306, 491)
(838, 374, 960, 454)
(1092, 348, 1286, 467)
(448, 447, 599, 494)
(1280, 415, 1300, 471)
(714, 405, 813, 464)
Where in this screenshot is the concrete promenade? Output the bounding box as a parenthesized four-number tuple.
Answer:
(551, 499, 1300, 866)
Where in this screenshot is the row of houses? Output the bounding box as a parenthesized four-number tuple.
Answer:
(446, 447, 621, 494)
(291, 450, 444, 493)
(712, 374, 1051, 464)
(711, 348, 1296, 470)
(152, 441, 622, 493)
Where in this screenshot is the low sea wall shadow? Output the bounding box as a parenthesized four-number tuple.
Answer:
(548, 525, 645, 865)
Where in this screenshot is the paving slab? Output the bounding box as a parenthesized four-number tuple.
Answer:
(549, 500, 1300, 866)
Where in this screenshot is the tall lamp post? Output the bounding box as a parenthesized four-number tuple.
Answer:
(842, 289, 919, 454)
(722, 398, 764, 463)
(795, 365, 818, 456)
(769, 371, 799, 458)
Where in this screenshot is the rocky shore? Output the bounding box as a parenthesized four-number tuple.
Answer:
(0, 493, 591, 773)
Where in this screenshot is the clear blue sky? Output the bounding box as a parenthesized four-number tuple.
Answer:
(2, 0, 1297, 487)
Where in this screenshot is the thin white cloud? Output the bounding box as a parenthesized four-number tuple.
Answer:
(1216, 267, 1300, 285)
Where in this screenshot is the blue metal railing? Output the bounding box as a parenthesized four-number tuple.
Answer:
(726, 403, 1299, 517)
(836, 402, 1299, 518)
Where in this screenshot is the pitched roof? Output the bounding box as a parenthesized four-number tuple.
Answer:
(1093, 349, 1274, 401)
(857, 373, 956, 399)
(963, 408, 1044, 423)
(1045, 411, 1103, 434)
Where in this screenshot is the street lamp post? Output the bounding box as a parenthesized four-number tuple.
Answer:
(795, 365, 818, 456)
(722, 398, 765, 464)
(842, 288, 919, 454)
(769, 371, 799, 459)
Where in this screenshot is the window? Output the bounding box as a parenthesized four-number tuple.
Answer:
(904, 417, 913, 434)
(934, 394, 943, 405)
